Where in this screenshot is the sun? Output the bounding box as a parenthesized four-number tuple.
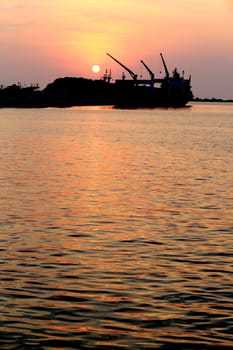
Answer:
(92, 65, 101, 73)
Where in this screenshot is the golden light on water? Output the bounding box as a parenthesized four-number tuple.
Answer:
(1, 104, 233, 348)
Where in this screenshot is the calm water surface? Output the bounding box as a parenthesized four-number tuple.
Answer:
(0, 103, 233, 349)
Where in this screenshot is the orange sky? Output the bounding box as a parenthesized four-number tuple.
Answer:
(0, 0, 232, 98)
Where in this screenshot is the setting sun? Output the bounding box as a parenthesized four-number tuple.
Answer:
(92, 65, 101, 73)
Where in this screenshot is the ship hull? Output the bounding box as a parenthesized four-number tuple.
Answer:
(113, 80, 193, 109)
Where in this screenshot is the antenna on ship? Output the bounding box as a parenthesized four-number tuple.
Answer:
(108, 69, 112, 83)
(102, 69, 112, 83)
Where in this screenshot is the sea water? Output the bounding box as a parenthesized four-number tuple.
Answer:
(0, 103, 232, 349)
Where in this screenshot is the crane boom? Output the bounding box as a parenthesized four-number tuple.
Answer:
(140, 60, 155, 81)
(160, 53, 169, 78)
(107, 53, 137, 80)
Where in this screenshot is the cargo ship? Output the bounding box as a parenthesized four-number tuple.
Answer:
(105, 52, 193, 108)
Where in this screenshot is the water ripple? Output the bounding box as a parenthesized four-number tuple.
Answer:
(0, 105, 233, 349)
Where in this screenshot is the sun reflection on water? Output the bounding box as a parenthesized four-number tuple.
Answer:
(0, 104, 232, 349)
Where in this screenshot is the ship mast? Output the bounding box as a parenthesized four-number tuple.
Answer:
(140, 60, 155, 81)
(106, 53, 137, 81)
(160, 53, 169, 78)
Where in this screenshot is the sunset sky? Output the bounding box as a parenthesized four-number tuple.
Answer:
(0, 0, 232, 99)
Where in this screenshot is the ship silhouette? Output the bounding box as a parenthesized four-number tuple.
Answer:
(106, 52, 193, 108)
(0, 53, 193, 108)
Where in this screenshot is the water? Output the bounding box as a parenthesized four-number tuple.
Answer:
(0, 103, 232, 349)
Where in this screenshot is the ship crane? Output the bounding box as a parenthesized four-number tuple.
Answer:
(140, 60, 155, 81)
(106, 53, 138, 81)
(160, 53, 169, 78)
